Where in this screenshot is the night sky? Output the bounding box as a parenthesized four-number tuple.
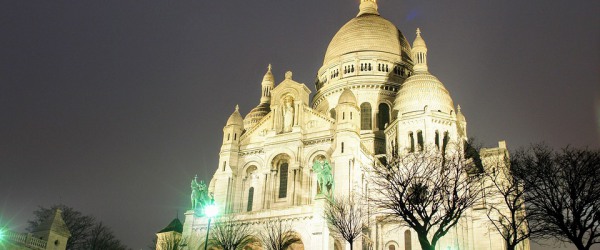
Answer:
(1, 0, 598, 249)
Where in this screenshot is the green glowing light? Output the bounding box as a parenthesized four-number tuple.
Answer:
(204, 204, 218, 218)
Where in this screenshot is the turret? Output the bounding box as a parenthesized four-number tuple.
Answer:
(392, 28, 459, 154)
(30, 209, 71, 250)
(222, 105, 243, 147)
(215, 105, 243, 213)
(156, 218, 183, 250)
(260, 64, 274, 104)
(332, 89, 362, 201)
(335, 88, 360, 133)
(412, 28, 428, 73)
(244, 65, 274, 129)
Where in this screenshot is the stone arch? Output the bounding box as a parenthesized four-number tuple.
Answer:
(334, 239, 343, 250)
(306, 149, 330, 167)
(242, 237, 262, 250)
(385, 240, 400, 250)
(266, 148, 296, 167)
(271, 153, 292, 199)
(280, 88, 300, 99)
(241, 156, 266, 172)
(285, 230, 305, 250)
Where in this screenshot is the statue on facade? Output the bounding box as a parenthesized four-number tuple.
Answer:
(283, 96, 294, 132)
(191, 175, 210, 210)
(312, 157, 334, 196)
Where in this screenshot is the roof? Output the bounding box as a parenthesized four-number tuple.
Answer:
(32, 209, 71, 237)
(157, 218, 183, 233)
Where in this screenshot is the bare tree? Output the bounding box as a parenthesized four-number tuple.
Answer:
(28, 204, 128, 250)
(85, 222, 129, 250)
(324, 195, 366, 250)
(208, 215, 255, 250)
(258, 219, 301, 250)
(482, 151, 538, 250)
(512, 145, 600, 250)
(150, 234, 191, 250)
(370, 146, 482, 250)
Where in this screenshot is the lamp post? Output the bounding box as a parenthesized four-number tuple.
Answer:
(203, 203, 218, 250)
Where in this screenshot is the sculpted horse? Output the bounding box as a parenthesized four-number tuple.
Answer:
(191, 177, 209, 210)
(312, 158, 334, 195)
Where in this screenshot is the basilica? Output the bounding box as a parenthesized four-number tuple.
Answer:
(160, 1, 529, 249)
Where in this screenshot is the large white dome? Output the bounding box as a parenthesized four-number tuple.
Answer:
(322, 14, 412, 66)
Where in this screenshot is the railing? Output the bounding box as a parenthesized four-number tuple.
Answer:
(5, 230, 47, 249)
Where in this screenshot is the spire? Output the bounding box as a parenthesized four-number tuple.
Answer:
(358, 0, 379, 16)
(412, 28, 428, 73)
(261, 64, 274, 104)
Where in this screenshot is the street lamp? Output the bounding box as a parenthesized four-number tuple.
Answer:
(203, 203, 218, 250)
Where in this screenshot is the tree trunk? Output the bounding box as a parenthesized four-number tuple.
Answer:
(506, 243, 515, 250)
(417, 234, 434, 250)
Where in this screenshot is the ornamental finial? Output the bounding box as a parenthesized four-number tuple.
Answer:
(285, 71, 292, 80)
(235, 104, 239, 111)
(268, 64, 272, 72)
(416, 28, 421, 36)
(358, 0, 379, 16)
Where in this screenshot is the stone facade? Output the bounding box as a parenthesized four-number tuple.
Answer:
(178, 1, 530, 250)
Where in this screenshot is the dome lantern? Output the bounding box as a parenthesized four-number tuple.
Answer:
(358, 0, 379, 16)
(260, 64, 275, 104)
(412, 28, 429, 73)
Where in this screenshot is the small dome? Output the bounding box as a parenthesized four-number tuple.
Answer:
(338, 88, 357, 105)
(322, 14, 411, 66)
(243, 103, 271, 129)
(263, 64, 274, 83)
(226, 105, 243, 126)
(394, 74, 454, 115)
(413, 28, 427, 48)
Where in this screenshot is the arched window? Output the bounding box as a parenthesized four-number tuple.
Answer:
(409, 132, 415, 153)
(341, 142, 345, 153)
(435, 131, 440, 149)
(360, 103, 372, 130)
(278, 163, 289, 198)
(247, 187, 254, 212)
(442, 131, 450, 152)
(330, 109, 336, 119)
(417, 131, 424, 151)
(389, 245, 395, 250)
(378, 103, 390, 130)
(222, 161, 226, 171)
(404, 230, 412, 250)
